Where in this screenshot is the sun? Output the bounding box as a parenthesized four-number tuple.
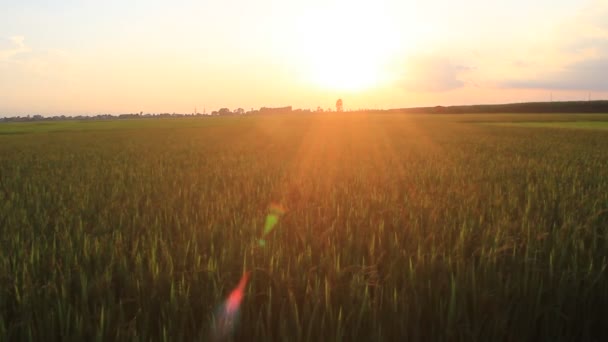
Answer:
(307, 47, 386, 92)
(295, 2, 399, 92)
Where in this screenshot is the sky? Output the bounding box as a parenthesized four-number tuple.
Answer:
(1, 0, 607, 115)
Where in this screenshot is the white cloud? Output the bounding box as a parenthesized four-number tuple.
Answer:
(502, 0, 608, 91)
(506, 58, 608, 91)
(0, 36, 30, 62)
(399, 56, 471, 92)
(0, 35, 74, 77)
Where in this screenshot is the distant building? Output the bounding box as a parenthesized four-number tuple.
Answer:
(259, 106, 292, 114)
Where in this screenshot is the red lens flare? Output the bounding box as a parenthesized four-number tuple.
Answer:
(212, 272, 251, 341)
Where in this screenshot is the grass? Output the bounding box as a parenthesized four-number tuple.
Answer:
(484, 121, 608, 130)
(1, 113, 608, 341)
(0, 117, 240, 135)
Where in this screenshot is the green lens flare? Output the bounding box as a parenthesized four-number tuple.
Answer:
(258, 203, 286, 247)
(263, 214, 279, 235)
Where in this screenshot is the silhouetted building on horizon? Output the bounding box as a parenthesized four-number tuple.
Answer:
(259, 106, 292, 114)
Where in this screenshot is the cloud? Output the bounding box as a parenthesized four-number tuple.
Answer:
(561, 1, 608, 54)
(0, 36, 30, 62)
(399, 56, 470, 92)
(0, 36, 73, 77)
(503, 0, 608, 91)
(579, 0, 608, 31)
(505, 58, 608, 91)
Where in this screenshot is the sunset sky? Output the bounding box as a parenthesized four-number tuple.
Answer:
(1, 0, 607, 115)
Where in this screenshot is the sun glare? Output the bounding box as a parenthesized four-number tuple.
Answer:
(295, 2, 399, 92)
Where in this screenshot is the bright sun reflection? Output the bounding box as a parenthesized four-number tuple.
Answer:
(295, 1, 399, 92)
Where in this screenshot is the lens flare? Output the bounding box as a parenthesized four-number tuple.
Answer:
(211, 203, 285, 339)
(258, 203, 286, 246)
(212, 272, 251, 341)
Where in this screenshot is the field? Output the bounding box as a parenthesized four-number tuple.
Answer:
(1, 113, 608, 341)
(485, 121, 608, 130)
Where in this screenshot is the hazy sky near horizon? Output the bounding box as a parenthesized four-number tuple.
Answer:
(1, 0, 607, 115)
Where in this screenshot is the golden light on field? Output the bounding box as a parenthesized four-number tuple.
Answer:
(295, 1, 399, 92)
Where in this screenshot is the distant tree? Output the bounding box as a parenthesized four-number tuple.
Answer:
(218, 108, 231, 115)
(316, 106, 324, 113)
(336, 99, 343, 112)
(234, 108, 245, 115)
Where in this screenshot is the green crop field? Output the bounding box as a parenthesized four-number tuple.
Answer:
(485, 121, 608, 130)
(1, 113, 608, 341)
